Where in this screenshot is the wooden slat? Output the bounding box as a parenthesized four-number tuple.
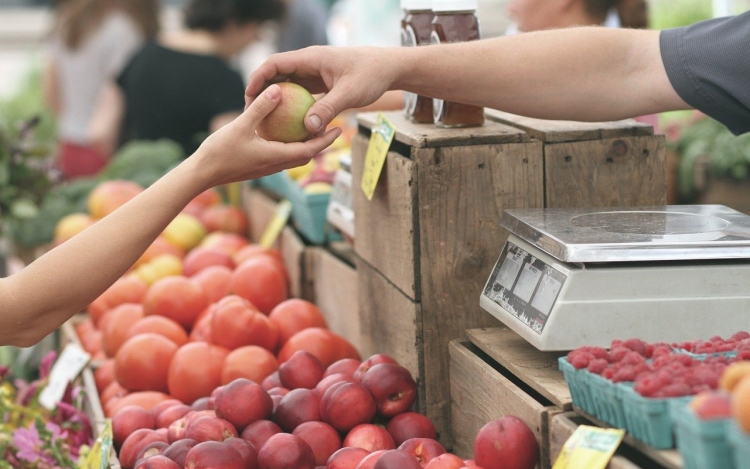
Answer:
(279, 226, 312, 300)
(357, 111, 527, 148)
(449, 341, 559, 468)
(466, 327, 572, 410)
(544, 135, 667, 208)
(242, 184, 280, 244)
(351, 136, 419, 299)
(549, 413, 651, 469)
(415, 140, 545, 449)
(485, 109, 654, 143)
(355, 257, 423, 411)
(312, 247, 360, 352)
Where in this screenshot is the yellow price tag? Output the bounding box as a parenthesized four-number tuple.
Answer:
(79, 419, 112, 469)
(226, 182, 242, 207)
(552, 425, 625, 469)
(259, 199, 292, 248)
(361, 113, 396, 201)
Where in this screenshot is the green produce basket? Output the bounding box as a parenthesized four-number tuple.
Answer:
(729, 422, 750, 469)
(620, 385, 691, 449)
(559, 357, 596, 416)
(671, 400, 735, 469)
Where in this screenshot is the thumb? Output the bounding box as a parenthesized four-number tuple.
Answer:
(304, 86, 351, 134)
(241, 84, 282, 129)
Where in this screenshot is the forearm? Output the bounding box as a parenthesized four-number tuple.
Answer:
(394, 27, 689, 121)
(0, 155, 209, 346)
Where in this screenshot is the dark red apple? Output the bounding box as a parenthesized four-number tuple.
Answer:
(398, 438, 447, 467)
(113, 406, 156, 450)
(279, 350, 325, 389)
(156, 404, 193, 429)
(262, 371, 282, 391)
(162, 439, 199, 467)
(361, 363, 417, 418)
(134, 455, 182, 469)
(373, 450, 422, 469)
(185, 416, 238, 442)
(353, 354, 398, 381)
(215, 378, 273, 431)
(258, 433, 316, 469)
(473, 416, 538, 469)
(241, 420, 283, 451)
(274, 388, 321, 432)
(327, 447, 371, 469)
(423, 454, 465, 469)
(184, 441, 245, 469)
(320, 382, 376, 432)
(224, 437, 259, 469)
(386, 412, 437, 446)
(354, 450, 387, 469)
(292, 421, 342, 466)
(343, 424, 395, 452)
(325, 358, 361, 378)
(119, 429, 168, 469)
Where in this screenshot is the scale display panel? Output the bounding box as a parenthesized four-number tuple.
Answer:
(483, 241, 567, 334)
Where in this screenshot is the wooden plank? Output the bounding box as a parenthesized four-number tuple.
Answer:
(574, 407, 683, 469)
(544, 135, 667, 208)
(312, 247, 360, 351)
(242, 184, 280, 244)
(486, 109, 654, 143)
(415, 140, 545, 449)
(449, 340, 559, 468)
(355, 256, 424, 416)
(466, 327, 572, 410)
(279, 226, 312, 300)
(352, 135, 419, 300)
(549, 413, 652, 469)
(357, 111, 527, 148)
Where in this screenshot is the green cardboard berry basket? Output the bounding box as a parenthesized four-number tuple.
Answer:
(620, 385, 691, 449)
(729, 421, 750, 469)
(671, 400, 735, 469)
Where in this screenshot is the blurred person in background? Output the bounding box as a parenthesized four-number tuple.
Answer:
(89, 0, 285, 158)
(44, 0, 160, 180)
(276, 0, 329, 53)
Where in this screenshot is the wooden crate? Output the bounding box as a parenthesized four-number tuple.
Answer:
(352, 111, 666, 448)
(309, 246, 361, 352)
(449, 340, 562, 469)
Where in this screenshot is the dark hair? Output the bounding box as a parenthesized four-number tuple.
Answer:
(582, 0, 648, 28)
(184, 0, 285, 32)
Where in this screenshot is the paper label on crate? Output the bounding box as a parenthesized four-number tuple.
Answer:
(79, 419, 113, 469)
(259, 199, 292, 248)
(552, 425, 625, 469)
(361, 113, 396, 201)
(39, 343, 91, 410)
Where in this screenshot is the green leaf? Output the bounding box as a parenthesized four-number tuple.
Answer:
(0, 164, 8, 186)
(10, 198, 39, 219)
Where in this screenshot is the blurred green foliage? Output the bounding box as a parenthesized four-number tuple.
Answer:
(649, 0, 713, 30)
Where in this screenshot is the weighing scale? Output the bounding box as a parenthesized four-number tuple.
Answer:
(480, 205, 750, 351)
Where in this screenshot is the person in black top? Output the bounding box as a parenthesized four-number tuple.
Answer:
(90, 0, 285, 157)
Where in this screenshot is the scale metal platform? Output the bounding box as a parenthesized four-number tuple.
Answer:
(480, 205, 750, 350)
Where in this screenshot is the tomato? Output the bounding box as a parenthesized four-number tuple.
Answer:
(269, 299, 328, 345)
(94, 359, 116, 393)
(229, 256, 288, 315)
(210, 295, 278, 351)
(101, 380, 128, 405)
(191, 265, 233, 304)
(100, 303, 145, 357)
(115, 333, 178, 393)
(182, 247, 235, 277)
(189, 309, 213, 343)
(127, 315, 188, 347)
(233, 245, 283, 267)
(168, 342, 230, 404)
(278, 328, 360, 368)
(143, 276, 209, 329)
(108, 391, 172, 417)
(221, 345, 279, 385)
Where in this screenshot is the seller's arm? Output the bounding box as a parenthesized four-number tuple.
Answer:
(0, 85, 341, 347)
(246, 28, 686, 133)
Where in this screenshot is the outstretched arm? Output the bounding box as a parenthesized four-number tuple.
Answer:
(246, 27, 690, 134)
(0, 85, 341, 347)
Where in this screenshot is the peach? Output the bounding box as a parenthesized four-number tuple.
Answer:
(224, 437, 259, 469)
(185, 416, 238, 443)
(321, 382, 376, 432)
(353, 354, 397, 381)
(184, 441, 245, 469)
(343, 424, 396, 452)
(156, 405, 193, 429)
(473, 416, 538, 469)
(215, 378, 273, 431)
(292, 421, 342, 466)
(135, 441, 169, 462)
(241, 420, 283, 451)
(398, 438, 447, 467)
(314, 373, 355, 398)
(113, 406, 155, 450)
(279, 350, 325, 390)
(325, 358, 361, 378)
(361, 363, 417, 418)
(257, 433, 316, 469)
(134, 455, 181, 469)
(256, 83, 316, 143)
(373, 450, 422, 469)
(162, 439, 199, 467)
(424, 454, 465, 469)
(327, 447, 371, 469)
(262, 372, 282, 391)
(274, 388, 321, 432)
(387, 412, 437, 447)
(119, 429, 168, 469)
(354, 450, 387, 469)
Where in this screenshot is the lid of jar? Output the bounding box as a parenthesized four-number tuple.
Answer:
(432, 0, 478, 11)
(401, 0, 432, 9)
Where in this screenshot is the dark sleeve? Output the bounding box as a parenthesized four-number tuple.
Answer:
(660, 11, 750, 135)
(207, 67, 246, 116)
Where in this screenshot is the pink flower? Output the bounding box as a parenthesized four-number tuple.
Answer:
(13, 424, 55, 466)
(40, 351, 57, 380)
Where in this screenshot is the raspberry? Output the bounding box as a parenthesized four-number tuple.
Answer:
(730, 331, 750, 342)
(687, 365, 720, 388)
(588, 347, 610, 361)
(672, 354, 697, 367)
(587, 358, 608, 375)
(568, 351, 592, 369)
(717, 343, 736, 352)
(709, 335, 724, 343)
(653, 354, 672, 368)
(608, 346, 630, 363)
(634, 374, 660, 397)
(610, 339, 623, 349)
(621, 352, 646, 366)
(622, 338, 648, 356)
(674, 341, 694, 352)
(612, 366, 637, 383)
(691, 384, 712, 394)
(737, 351, 750, 361)
(602, 367, 616, 380)
(659, 382, 692, 397)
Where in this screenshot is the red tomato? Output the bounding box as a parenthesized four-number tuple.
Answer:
(269, 299, 328, 345)
(277, 328, 360, 368)
(168, 342, 230, 404)
(115, 333, 178, 393)
(210, 295, 278, 351)
(229, 256, 288, 314)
